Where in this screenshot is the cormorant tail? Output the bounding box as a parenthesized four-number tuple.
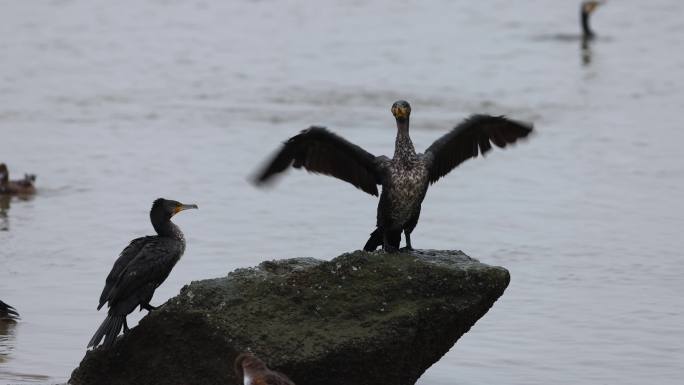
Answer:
(88, 315, 125, 349)
(363, 228, 383, 251)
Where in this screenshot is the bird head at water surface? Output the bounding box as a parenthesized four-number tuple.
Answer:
(234, 352, 296, 385)
(234, 352, 267, 378)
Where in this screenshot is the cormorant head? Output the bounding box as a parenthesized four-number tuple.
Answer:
(581, 1, 604, 38)
(0, 164, 8, 184)
(581, 1, 604, 16)
(234, 352, 268, 379)
(151, 198, 198, 221)
(391, 100, 411, 123)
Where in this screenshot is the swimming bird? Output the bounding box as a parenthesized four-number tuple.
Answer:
(254, 100, 532, 252)
(234, 353, 295, 385)
(0, 163, 36, 195)
(580, 1, 605, 39)
(0, 300, 19, 322)
(88, 198, 197, 349)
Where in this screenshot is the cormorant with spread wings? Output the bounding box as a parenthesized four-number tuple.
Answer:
(255, 100, 532, 252)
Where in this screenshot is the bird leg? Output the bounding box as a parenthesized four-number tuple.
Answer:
(142, 303, 158, 312)
(383, 232, 398, 253)
(401, 231, 414, 251)
(123, 318, 130, 334)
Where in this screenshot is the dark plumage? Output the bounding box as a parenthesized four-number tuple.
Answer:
(234, 353, 296, 385)
(581, 1, 604, 39)
(255, 128, 380, 196)
(88, 198, 197, 349)
(0, 163, 36, 195)
(0, 300, 19, 322)
(255, 100, 533, 252)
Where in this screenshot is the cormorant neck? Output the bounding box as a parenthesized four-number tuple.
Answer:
(153, 220, 181, 238)
(151, 212, 182, 239)
(581, 10, 594, 38)
(394, 117, 416, 159)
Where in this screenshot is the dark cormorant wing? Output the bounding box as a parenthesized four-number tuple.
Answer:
(97, 236, 154, 310)
(424, 115, 533, 184)
(104, 238, 181, 309)
(254, 126, 382, 196)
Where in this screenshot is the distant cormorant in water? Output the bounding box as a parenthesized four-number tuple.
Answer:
(88, 198, 197, 348)
(255, 101, 532, 252)
(581, 1, 604, 39)
(0, 163, 36, 195)
(235, 352, 296, 385)
(0, 300, 19, 322)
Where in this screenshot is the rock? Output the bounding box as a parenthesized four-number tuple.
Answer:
(69, 249, 510, 385)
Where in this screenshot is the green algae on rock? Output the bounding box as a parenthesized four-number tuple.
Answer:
(69, 249, 510, 385)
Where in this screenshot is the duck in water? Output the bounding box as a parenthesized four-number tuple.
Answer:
(0, 163, 36, 195)
(255, 100, 532, 252)
(88, 198, 197, 348)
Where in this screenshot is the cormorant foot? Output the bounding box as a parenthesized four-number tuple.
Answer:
(142, 304, 158, 312)
(400, 246, 414, 252)
(383, 245, 399, 254)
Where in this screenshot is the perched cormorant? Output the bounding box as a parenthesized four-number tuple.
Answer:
(580, 1, 604, 39)
(0, 163, 36, 195)
(88, 198, 197, 349)
(235, 353, 296, 385)
(255, 100, 532, 252)
(0, 300, 19, 322)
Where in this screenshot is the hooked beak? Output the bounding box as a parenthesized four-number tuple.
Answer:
(174, 203, 198, 214)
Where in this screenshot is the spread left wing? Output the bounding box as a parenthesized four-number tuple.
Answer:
(425, 115, 533, 184)
(254, 126, 382, 196)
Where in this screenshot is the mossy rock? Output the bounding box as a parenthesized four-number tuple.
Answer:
(70, 249, 510, 385)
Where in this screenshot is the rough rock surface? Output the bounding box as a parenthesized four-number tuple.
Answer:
(70, 249, 510, 385)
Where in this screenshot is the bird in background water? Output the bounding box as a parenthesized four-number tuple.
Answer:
(235, 352, 296, 385)
(0, 300, 19, 322)
(88, 198, 197, 349)
(255, 100, 532, 252)
(0, 163, 36, 195)
(580, 1, 605, 39)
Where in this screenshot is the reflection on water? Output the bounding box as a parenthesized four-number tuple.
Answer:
(0, 320, 17, 364)
(581, 37, 593, 65)
(0, 195, 35, 232)
(1, 315, 51, 383)
(0, 196, 9, 231)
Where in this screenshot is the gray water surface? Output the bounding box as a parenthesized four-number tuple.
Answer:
(1, 0, 683, 384)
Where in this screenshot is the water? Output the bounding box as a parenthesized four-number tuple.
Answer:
(1, 0, 683, 384)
